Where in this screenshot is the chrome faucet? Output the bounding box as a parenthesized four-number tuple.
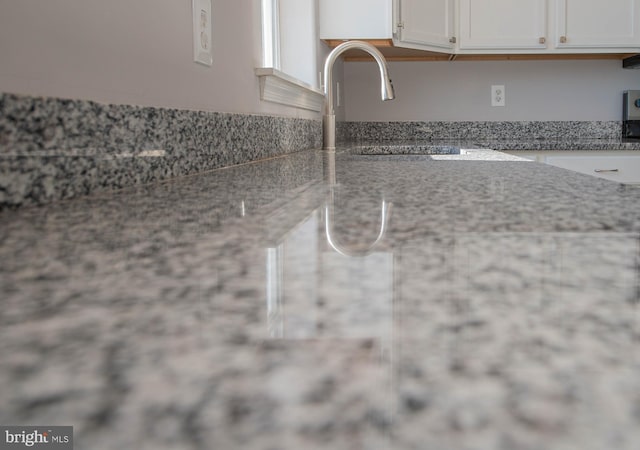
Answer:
(323, 41, 395, 150)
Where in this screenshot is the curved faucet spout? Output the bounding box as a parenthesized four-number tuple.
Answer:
(323, 41, 395, 150)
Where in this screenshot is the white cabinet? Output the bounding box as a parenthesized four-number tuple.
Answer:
(319, 0, 640, 56)
(458, 0, 547, 50)
(546, 154, 640, 184)
(458, 0, 640, 53)
(555, 0, 640, 49)
(319, 0, 392, 40)
(396, 0, 455, 51)
(503, 150, 640, 184)
(319, 0, 455, 53)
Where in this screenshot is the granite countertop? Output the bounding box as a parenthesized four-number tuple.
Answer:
(479, 138, 640, 151)
(343, 138, 640, 152)
(1, 147, 639, 449)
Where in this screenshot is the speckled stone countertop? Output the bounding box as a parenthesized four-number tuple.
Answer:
(478, 138, 640, 151)
(1, 147, 639, 450)
(340, 138, 640, 152)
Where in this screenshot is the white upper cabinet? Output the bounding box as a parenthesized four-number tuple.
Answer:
(458, 0, 547, 50)
(395, 0, 455, 50)
(318, 0, 640, 56)
(319, 0, 454, 53)
(555, 0, 640, 49)
(319, 0, 392, 40)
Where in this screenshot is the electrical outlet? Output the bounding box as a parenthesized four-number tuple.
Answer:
(491, 85, 505, 107)
(193, 0, 212, 66)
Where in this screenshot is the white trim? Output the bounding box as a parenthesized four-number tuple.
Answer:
(255, 68, 325, 112)
(261, 0, 281, 69)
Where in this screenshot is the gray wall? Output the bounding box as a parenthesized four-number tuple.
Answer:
(0, 0, 326, 120)
(344, 59, 640, 121)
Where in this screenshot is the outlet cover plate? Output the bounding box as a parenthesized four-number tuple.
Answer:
(492, 85, 505, 107)
(193, 0, 213, 66)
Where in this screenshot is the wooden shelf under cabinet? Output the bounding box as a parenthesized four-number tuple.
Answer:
(323, 39, 637, 62)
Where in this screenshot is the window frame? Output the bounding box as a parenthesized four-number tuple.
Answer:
(255, 0, 324, 112)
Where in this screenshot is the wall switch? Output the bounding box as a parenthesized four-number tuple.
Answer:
(193, 0, 212, 66)
(491, 85, 505, 107)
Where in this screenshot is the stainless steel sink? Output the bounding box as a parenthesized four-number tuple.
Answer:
(341, 145, 526, 162)
(354, 144, 461, 155)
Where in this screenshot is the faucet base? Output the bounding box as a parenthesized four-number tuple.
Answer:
(323, 114, 336, 150)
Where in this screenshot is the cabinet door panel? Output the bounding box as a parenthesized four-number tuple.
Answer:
(319, 0, 392, 39)
(397, 0, 454, 49)
(545, 155, 640, 184)
(459, 0, 547, 50)
(556, 0, 640, 48)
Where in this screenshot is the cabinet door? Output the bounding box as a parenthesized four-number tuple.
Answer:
(319, 0, 392, 40)
(396, 0, 455, 50)
(555, 0, 640, 48)
(502, 150, 640, 184)
(459, 0, 547, 50)
(545, 155, 640, 184)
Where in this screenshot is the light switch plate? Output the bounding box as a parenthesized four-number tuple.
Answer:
(193, 0, 213, 66)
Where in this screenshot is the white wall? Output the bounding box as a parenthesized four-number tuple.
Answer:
(279, 0, 318, 88)
(9, 1, 628, 123)
(0, 0, 325, 119)
(344, 59, 640, 121)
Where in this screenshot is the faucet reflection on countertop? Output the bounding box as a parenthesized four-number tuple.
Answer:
(265, 152, 394, 341)
(323, 151, 392, 257)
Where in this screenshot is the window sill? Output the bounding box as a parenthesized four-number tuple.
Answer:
(255, 68, 325, 112)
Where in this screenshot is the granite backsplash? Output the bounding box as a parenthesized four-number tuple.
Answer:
(1, 91, 631, 209)
(337, 120, 622, 142)
(0, 93, 322, 208)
